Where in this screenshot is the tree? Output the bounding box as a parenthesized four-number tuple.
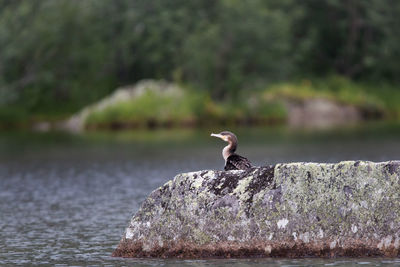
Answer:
(182, 0, 292, 100)
(291, 0, 400, 82)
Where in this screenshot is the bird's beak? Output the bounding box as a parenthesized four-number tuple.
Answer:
(211, 133, 226, 141)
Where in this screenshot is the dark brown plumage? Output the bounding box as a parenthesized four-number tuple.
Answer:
(210, 131, 252, 171)
(225, 154, 252, 171)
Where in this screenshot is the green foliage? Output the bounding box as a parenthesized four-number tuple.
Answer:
(85, 88, 287, 129)
(67, 76, 400, 129)
(0, 0, 117, 116)
(265, 77, 381, 106)
(86, 90, 203, 128)
(290, 0, 400, 80)
(0, 106, 28, 128)
(182, 0, 292, 99)
(264, 76, 400, 118)
(0, 0, 400, 127)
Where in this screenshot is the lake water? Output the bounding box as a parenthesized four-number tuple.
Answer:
(1, 123, 400, 266)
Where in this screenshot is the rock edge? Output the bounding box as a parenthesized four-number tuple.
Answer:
(113, 161, 400, 258)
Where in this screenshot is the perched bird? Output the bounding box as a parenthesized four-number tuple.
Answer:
(211, 131, 252, 171)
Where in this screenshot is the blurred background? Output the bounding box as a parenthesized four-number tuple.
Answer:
(1, 0, 400, 130)
(1, 1, 400, 265)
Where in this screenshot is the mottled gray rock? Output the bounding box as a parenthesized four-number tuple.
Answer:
(113, 161, 400, 258)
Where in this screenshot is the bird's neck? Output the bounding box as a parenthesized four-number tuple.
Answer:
(222, 142, 236, 161)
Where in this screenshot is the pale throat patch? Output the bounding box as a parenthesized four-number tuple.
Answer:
(222, 144, 231, 161)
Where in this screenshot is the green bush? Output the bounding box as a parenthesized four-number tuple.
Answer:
(86, 90, 207, 128)
(84, 86, 289, 129)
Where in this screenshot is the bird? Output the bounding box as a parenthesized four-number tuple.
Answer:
(210, 131, 252, 171)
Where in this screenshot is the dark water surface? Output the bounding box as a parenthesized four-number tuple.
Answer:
(1, 124, 400, 266)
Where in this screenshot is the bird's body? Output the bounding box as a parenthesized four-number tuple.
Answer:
(225, 154, 252, 171)
(211, 131, 253, 171)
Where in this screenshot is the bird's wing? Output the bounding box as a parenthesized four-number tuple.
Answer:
(224, 154, 252, 171)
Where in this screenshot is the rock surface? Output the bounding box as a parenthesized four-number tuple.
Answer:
(113, 161, 400, 258)
(284, 98, 362, 128)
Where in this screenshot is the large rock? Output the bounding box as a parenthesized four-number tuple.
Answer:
(113, 161, 400, 258)
(284, 98, 362, 128)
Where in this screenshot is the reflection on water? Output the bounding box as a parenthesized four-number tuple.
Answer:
(1, 123, 400, 266)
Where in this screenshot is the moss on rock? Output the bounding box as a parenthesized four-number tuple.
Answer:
(113, 161, 400, 258)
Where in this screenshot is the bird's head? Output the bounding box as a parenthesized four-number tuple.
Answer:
(210, 131, 237, 144)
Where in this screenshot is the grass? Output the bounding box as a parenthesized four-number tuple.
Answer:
(263, 76, 400, 119)
(264, 77, 382, 108)
(85, 89, 287, 129)
(86, 90, 200, 127)
(2, 76, 400, 130)
(85, 76, 400, 130)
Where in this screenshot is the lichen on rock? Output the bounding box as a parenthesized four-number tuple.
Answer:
(113, 161, 400, 258)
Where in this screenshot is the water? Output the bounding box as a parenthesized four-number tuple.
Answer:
(1, 124, 400, 266)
